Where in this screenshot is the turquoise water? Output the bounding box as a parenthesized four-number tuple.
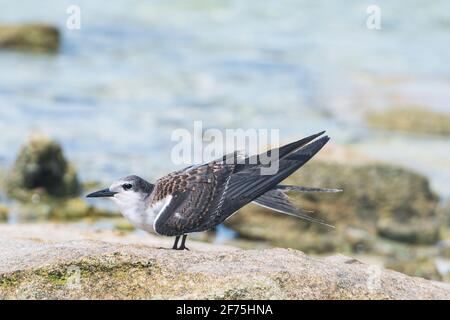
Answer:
(0, 1, 449, 198)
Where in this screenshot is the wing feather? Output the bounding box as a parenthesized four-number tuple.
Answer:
(152, 132, 331, 235)
(253, 189, 334, 228)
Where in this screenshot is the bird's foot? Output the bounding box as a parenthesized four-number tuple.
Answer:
(172, 235, 180, 250)
(176, 234, 189, 251)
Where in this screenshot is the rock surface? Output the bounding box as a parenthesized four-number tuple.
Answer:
(0, 23, 59, 52)
(0, 224, 449, 299)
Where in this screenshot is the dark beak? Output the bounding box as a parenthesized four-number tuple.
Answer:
(86, 188, 117, 198)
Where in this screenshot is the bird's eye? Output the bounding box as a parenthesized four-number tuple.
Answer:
(122, 183, 132, 190)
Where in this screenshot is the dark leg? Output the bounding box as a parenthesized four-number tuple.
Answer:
(172, 235, 180, 250)
(177, 234, 189, 251)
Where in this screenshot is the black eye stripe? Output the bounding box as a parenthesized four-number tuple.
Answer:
(122, 183, 132, 190)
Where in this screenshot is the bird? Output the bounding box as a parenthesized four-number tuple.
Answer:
(86, 131, 341, 250)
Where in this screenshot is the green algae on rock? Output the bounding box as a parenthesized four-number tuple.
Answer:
(0, 23, 60, 53)
(114, 219, 136, 232)
(11, 197, 119, 222)
(50, 198, 117, 220)
(0, 205, 8, 222)
(366, 107, 450, 136)
(7, 134, 81, 198)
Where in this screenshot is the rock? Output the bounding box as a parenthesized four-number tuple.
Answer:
(114, 219, 135, 232)
(343, 227, 375, 253)
(51, 198, 118, 220)
(286, 161, 439, 225)
(435, 258, 450, 282)
(225, 204, 342, 254)
(366, 107, 450, 136)
(385, 257, 442, 282)
(0, 23, 60, 53)
(0, 224, 449, 299)
(11, 198, 119, 222)
(438, 202, 450, 228)
(0, 205, 8, 221)
(377, 218, 440, 245)
(438, 240, 450, 259)
(7, 134, 81, 198)
(226, 161, 440, 248)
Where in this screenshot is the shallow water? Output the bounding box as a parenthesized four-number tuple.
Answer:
(0, 1, 449, 200)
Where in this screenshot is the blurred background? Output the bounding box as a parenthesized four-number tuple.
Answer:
(0, 1, 449, 282)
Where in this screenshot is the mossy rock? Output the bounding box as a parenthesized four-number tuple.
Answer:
(438, 202, 450, 228)
(376, 218, 440, 245)
(226, 161, 440, 250)
(367, 107, 450, 136)
(286, 161, 439, 226)
(7, 134, 81, 198)
(0, 23, 59, 53)
(114, 219, 135, 232)
(50, 198, 92, 220)
(13, 197, 119, 222)
(225, 205, 377, 254)
(343, 227, 375, 253)
(225, 204, 343, 254)
(385, 257, 442, 281)
(0, 205, 8, 221)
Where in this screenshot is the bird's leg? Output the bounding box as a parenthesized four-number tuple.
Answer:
(177, 234, 189, 251)
(172, 235, 180, 250)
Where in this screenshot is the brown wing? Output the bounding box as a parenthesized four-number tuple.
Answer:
(152, 162, 235, 236)
(199, 135, 331, 227)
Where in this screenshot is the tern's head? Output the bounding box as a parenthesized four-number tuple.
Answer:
(86, 175, 153, 213)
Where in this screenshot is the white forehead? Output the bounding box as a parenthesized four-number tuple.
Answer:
(110, 179, 128, 190)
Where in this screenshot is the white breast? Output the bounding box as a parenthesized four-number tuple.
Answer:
(112, 192, 172, 234)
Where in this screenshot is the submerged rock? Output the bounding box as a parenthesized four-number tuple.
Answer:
(0, 205, 8, 221)
(366, 107, 450, 136)
(7, 134, 81, 198)
(0, 224, 449, 299)
(0, 23, 60, 53)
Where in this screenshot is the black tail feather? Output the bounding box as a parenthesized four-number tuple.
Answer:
(253, 189, 334, 228)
